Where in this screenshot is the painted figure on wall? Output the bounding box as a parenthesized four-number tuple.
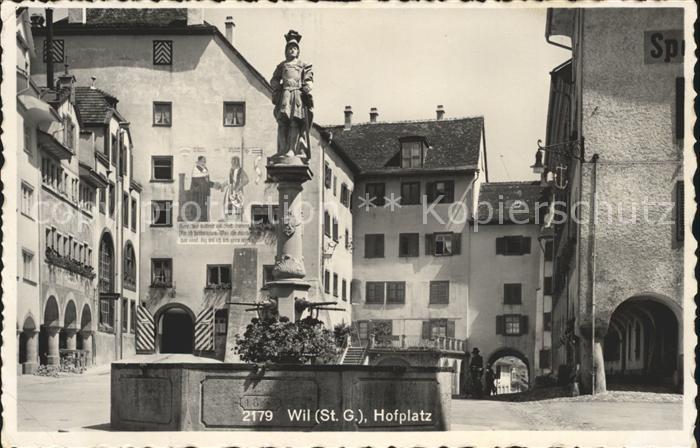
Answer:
(270, 30, 314, 161)
(221, 156, 249, 220)
(190, 156, 219, 222)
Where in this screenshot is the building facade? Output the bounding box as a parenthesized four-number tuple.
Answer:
(543, 8, 685, 392)
(31, 8, 354, 361)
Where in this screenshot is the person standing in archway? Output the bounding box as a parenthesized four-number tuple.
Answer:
(469, 347, 484, 398)
(484, 363, 497, 397)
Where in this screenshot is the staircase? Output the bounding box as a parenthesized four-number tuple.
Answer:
(341, 346, 366, 365)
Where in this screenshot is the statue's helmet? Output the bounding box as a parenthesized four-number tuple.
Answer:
(285, 30, 302, 50)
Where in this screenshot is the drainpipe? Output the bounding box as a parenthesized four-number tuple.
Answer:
(589, 153, 599, 394)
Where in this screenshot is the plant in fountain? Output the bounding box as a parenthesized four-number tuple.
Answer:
(235, 316, 339, 364)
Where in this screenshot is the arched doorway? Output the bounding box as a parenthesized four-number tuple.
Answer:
(488, 348, 530, 395)
(61, 300, 78, 350)
(156, 305, 195, 354)
(78, 304, 93, 363)
(605, 295, 680, 387)
(40, 296, 61, 365)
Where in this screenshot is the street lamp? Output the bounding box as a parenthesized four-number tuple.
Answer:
(531, 139, 585, 190)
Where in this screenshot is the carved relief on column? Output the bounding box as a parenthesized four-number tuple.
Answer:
(273, 253, 306, 279)
(281, 209, 300, 237)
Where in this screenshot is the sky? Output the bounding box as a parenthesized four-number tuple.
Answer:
(204, 8, 570, 182)
(41, 6, 570, 182)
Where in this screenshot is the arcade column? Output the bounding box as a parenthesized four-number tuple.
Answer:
(23, 329, 39, 374)
(46, 326, 61, 366)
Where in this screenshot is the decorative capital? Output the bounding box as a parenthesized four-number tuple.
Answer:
(273, 253, 306, 279)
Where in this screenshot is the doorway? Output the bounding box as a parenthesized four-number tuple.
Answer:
(159, 307, 194, 354)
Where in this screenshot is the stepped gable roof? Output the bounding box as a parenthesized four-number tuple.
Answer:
(476, 181, 549, 225)
(325, 116, 484, 175)
(74, 86, 120, 125)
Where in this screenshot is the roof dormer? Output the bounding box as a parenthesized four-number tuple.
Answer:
(398, 136, 429, 169)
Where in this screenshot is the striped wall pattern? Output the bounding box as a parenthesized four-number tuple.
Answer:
(194, 307, 215, 352)
(135, 305, 155, 353)
(153, 40, 173, 65)
(43, 39, 65, 63)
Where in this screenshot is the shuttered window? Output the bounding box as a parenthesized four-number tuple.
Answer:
(425, 233, 461, 256)
(426, 180, 454, 203)
(496, 314, 528, 336)
(366, 183, 386, 206)
(422, 319, 455, 339)
(399, 233, 419, 257)
(495, 236, 531, 255)
(503, 283, 522, 304)
(364, 234, 385, 258)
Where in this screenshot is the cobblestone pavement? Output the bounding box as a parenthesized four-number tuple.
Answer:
(13, 367, 684, 432)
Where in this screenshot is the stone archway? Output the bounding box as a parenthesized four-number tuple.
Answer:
(155, 304, 195, 354)
(605, 295, 680, 388)
(40, 296, 61, 366)
(62, 300, 78, 351)
(488, 347, 530, 394)
(79, 304, 94, 364)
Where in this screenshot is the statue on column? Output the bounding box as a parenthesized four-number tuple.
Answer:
(270, 30, 314, 162)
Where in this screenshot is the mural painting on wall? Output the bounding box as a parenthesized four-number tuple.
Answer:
(177, 146, 270, 245)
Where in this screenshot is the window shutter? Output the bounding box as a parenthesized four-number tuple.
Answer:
(378, 235, 385, 258)
(446, 320, 455, 338)
(426, 182, 435, 203)
(445, 182, 454, 203)
(521, 237, 531, 254)
(452, 232, 462, 255)
(496, 315, 504, 335)
(520, 315, 529, 335)
(496, 237, 505, 255)
(425, 233, 434, 256)
(422, 321, 431, 340)
(676, 181, 684, 242)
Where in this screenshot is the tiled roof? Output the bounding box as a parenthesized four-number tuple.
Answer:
(74, 86, 118, 125)
(325, 117, 484, 174)
(476, 181, 549, 225)
(85, 9, 188, 27)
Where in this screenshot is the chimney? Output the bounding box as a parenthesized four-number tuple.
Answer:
(187, 9, 204, 26)
(67, 8, 85, 24)
(56, 63, 76, 104)
(436, 105, 445, 120)
(225, 17, 235, 44)
(369, 107, 379, 123)
(344, 106, 353, 131)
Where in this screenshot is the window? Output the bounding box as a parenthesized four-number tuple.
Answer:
(324, 270, 331, 294)
(21, 182, 34, 218)
(122, 298, 129, 332)
(365, 282, 385, 304)
(223, 102, 246, 127)
(422, 319, 455, 340)
(153, 40, 173, 65)
(123, 243, 136, 291)
(63, 117, 75, 150)
(153, 102, 172, 127)
(99, 188, 106, 214)
(426, 180, 454, 203)
(131, 198, 138, 232)
(333, 273, 339, 297)
(543, 277, 553, 296)
(152, 156, 173, 181)
(503, 283, 522, 305)
(401, 182, 421, 205)
(429, 281, 449, 304)
(207, 265, 232, 288)
(251, 204, 278, 225)
(364, 234, 385, 258)
(496, 314, 528, 336)
(324, 163, 332, 189)
(386, 282, 406, 304)
(342, 279, 347, 301)
(262, 264, 275, 288)
(99, 297, 115, 331)
(426, 232, 461, 256)
(123, 193, 130, 227)
(332, 217, 339, 242)
(151, 258, 172, 287)
(24, 125, 32, 154)
(22, 249, 34, 283)
(401, 140, 423, 168)
(365, 183, 385, 206)
(495, 236, 531, 256)
(108, 182, 115, 217)
(99, 234, 114, 293)
(345, 228, 351, 249)
(151, 201, 173, 227)
(215, 309, 228, 335)
(543, 312, 552, 331)
(539, 349, 551, 369)
(340, 184, 350, 207)
(130, 301, 136, 333)
(333, 176, 337, 196)
(398, 233, 419, 257)
(324, 211, 331, 237)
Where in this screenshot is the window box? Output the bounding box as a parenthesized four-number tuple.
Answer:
(205, 283, 232, 291)
(45, 247, 96, 279)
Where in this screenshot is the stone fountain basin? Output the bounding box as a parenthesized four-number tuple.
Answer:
(110, 361, 452, 431)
